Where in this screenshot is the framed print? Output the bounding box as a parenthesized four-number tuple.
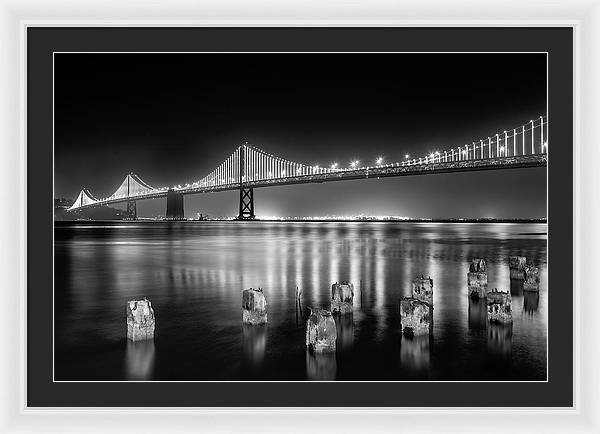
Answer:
(31, 25, 569, 405)
(1, 0, 598, 432)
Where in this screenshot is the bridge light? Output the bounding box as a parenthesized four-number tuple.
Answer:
(331, 163, 338, 169)
(429, 153, 434, 160)
(350, 160, 359, 168)
(376, 157, 383, 165)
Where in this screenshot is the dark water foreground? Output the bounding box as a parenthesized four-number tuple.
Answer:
(54, 221, 547, 381)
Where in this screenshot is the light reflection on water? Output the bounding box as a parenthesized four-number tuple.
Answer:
(54, 221, 547, 381)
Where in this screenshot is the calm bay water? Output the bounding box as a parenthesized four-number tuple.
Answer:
(54, 221, 547, 381)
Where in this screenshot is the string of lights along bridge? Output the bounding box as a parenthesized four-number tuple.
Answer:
(68, 116, 549, 220)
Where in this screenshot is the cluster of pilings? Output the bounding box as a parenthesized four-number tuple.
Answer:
(466, 256, 541, 358)
(466, 256, 540, 323)
(123, 254, 541, 378)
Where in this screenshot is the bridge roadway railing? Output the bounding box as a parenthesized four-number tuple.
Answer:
(72, 153, 547, 210)
(241, 153, 547, 189)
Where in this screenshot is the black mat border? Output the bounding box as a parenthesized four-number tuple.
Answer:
(27, 27, 573, 407)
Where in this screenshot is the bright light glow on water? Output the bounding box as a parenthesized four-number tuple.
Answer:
(54, 221, 547, 381)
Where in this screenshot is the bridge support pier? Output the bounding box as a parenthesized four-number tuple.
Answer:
(125, 200, 137, 220)
(166, 189, 185, 220)
(237, 187, 255, 220)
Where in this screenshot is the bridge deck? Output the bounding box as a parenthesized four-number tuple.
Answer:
(72, 154, 547, 210)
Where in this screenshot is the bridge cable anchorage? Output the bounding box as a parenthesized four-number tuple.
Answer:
(65, 115, 547, 212)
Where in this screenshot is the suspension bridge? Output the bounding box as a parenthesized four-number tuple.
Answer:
(66, 116, 548, 220)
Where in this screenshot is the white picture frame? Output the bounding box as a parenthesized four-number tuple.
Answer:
(1, 0, 596, 432)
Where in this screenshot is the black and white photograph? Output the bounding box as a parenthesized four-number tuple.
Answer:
(53, 52, 548, 382)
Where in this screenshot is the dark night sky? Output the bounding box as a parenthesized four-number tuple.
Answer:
(54, 53, 547, 218)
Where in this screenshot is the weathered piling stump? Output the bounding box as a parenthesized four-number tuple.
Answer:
(486, 288, 513, 324)
(126, 298, 156, 341)
(306, 307, 337, 353)
(467, 258, 488, 299)
(523, 265, 540, 292)
(331, 281, 354, 314)
(400, 297, 432, 337)
(242, 287, 267, 325)
(509, 256, 527, 280)
(412, 275, 434, 305)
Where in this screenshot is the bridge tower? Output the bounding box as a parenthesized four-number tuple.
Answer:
(126, 200, 137, 220)
(237, 141, 255, 220)
(166, 189, 185, 220)
(125, 173, 137, 220)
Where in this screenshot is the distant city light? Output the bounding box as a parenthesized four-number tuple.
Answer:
(429, 153, 434, 159)
(350, 160, 359, 168)
(331, 163, 338, 169)
(376, 157, 383, 165)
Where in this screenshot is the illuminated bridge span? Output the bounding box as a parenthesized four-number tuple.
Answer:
(68, 116, 548, 220)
